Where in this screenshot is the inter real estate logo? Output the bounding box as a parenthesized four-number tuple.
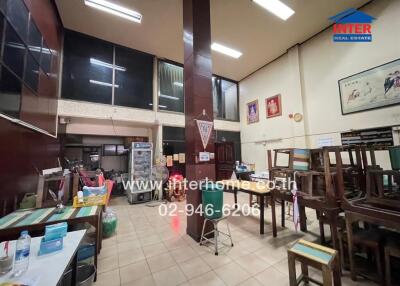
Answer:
(329, 8, 375, 42)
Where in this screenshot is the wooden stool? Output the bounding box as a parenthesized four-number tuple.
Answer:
(385, 236, 400, 286)
(288, 239, 341, 286)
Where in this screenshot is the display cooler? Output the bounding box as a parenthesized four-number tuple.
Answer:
(127, 142, 153, 204)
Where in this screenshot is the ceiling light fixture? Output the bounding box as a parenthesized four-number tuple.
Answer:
(211, 43, 242, 59)
(173, 82, 183, 88)
(160, 94, 180, 100)
(90, 58, 126, 71)
(84, 0, 142, 23)
(253, 0, 295, 20)
(89, 79, 118, 88)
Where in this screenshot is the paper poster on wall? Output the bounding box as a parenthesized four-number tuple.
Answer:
(173, 154, 179, 161)
(317, 137, 335, 148)
(199, 152, 210, 162)
(166, 156, 173, 167)
(178, 153, 185, 163)
(162, 156, 167, 166)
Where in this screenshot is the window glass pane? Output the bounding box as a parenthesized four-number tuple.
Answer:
(40, 42, 51, 75)
(213, 77, 238, 121)
(114, 46, 153, 109)
(27, 19, 41, 63)
(62, 30, 113, 104)
(24, 52, 39, 91)
(221, 79, 238, 121)
(0, 64, 21, 118)
(212, 77, 221, 118)
(3, 23, 26, 78)
(158, 61, 184, 112)
(163, 126, 185, 141)
(4, 0, 28, 43)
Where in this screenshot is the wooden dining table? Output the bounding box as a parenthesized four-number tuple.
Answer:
(217, 180, 274, 235)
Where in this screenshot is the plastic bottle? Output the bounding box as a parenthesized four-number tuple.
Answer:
(13, 230, 31, 277)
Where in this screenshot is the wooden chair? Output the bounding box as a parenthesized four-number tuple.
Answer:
(347, 228, 384, 284)
(288, 239, 341, 286)
(384, 235, 400, 286)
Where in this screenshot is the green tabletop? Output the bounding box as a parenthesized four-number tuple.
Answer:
(0, 206, 100, 230)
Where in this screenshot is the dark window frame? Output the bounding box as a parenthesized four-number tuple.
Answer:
(0, 4, 52, 120)
(0, 0, 51, 97)
(157, 59, 240, 122)
(157, 59, 184, 114)
(1, 0, 51, 78)
(62, 29, 114, 105)
(61, 29, 154, 110)
(212, 76, 240, 122)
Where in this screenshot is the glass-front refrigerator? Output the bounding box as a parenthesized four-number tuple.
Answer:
(127, 142, 153, 204)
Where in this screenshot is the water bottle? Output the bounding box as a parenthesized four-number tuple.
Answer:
(13, 230, 31, 277)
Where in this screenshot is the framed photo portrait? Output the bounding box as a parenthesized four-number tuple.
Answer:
(247, 100, 259, 124)
(266, 94, 282, 118)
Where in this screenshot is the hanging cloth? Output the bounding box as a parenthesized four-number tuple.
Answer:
(291, 176, 300, 231)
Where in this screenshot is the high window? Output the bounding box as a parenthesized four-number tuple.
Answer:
(158, 61, 184, 113)
(158, 60, 239, 121)
(212, 77, 239, 121)
(0, 0, 53, 119)
(62, 30, 153, 109)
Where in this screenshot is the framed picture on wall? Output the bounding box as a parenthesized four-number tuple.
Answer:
(246, 100, 259, 124)
(266, 94, 282, 118)
(339, 58, 400, 115)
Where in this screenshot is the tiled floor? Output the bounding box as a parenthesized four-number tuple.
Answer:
(95, 193, 378, 286)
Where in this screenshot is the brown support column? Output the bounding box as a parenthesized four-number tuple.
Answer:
(183, 0, 215, 241)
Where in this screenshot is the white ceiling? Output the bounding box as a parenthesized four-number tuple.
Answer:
(55, 0, 371, 81)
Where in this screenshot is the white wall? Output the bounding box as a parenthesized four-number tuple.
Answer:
(240, 55, 293, 171)
(302, 0, 400, 148)
(240, 0, 400, 171)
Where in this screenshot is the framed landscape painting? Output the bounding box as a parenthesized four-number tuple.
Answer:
(339, 58, 400, 115)
(247, 100, 259, 124)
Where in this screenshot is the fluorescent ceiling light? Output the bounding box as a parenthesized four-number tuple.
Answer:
(7, 42, 26, 50)
(84, 0, 142, 23)
(211, 43, 242, 59)
(173, 82, 183, 87)
(149, 103, 167, 108)
(89, 79, 119, 88)
(90, 58, 126, 71)
(253, 0, 295, 20)
(160, 94, 180, 100)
